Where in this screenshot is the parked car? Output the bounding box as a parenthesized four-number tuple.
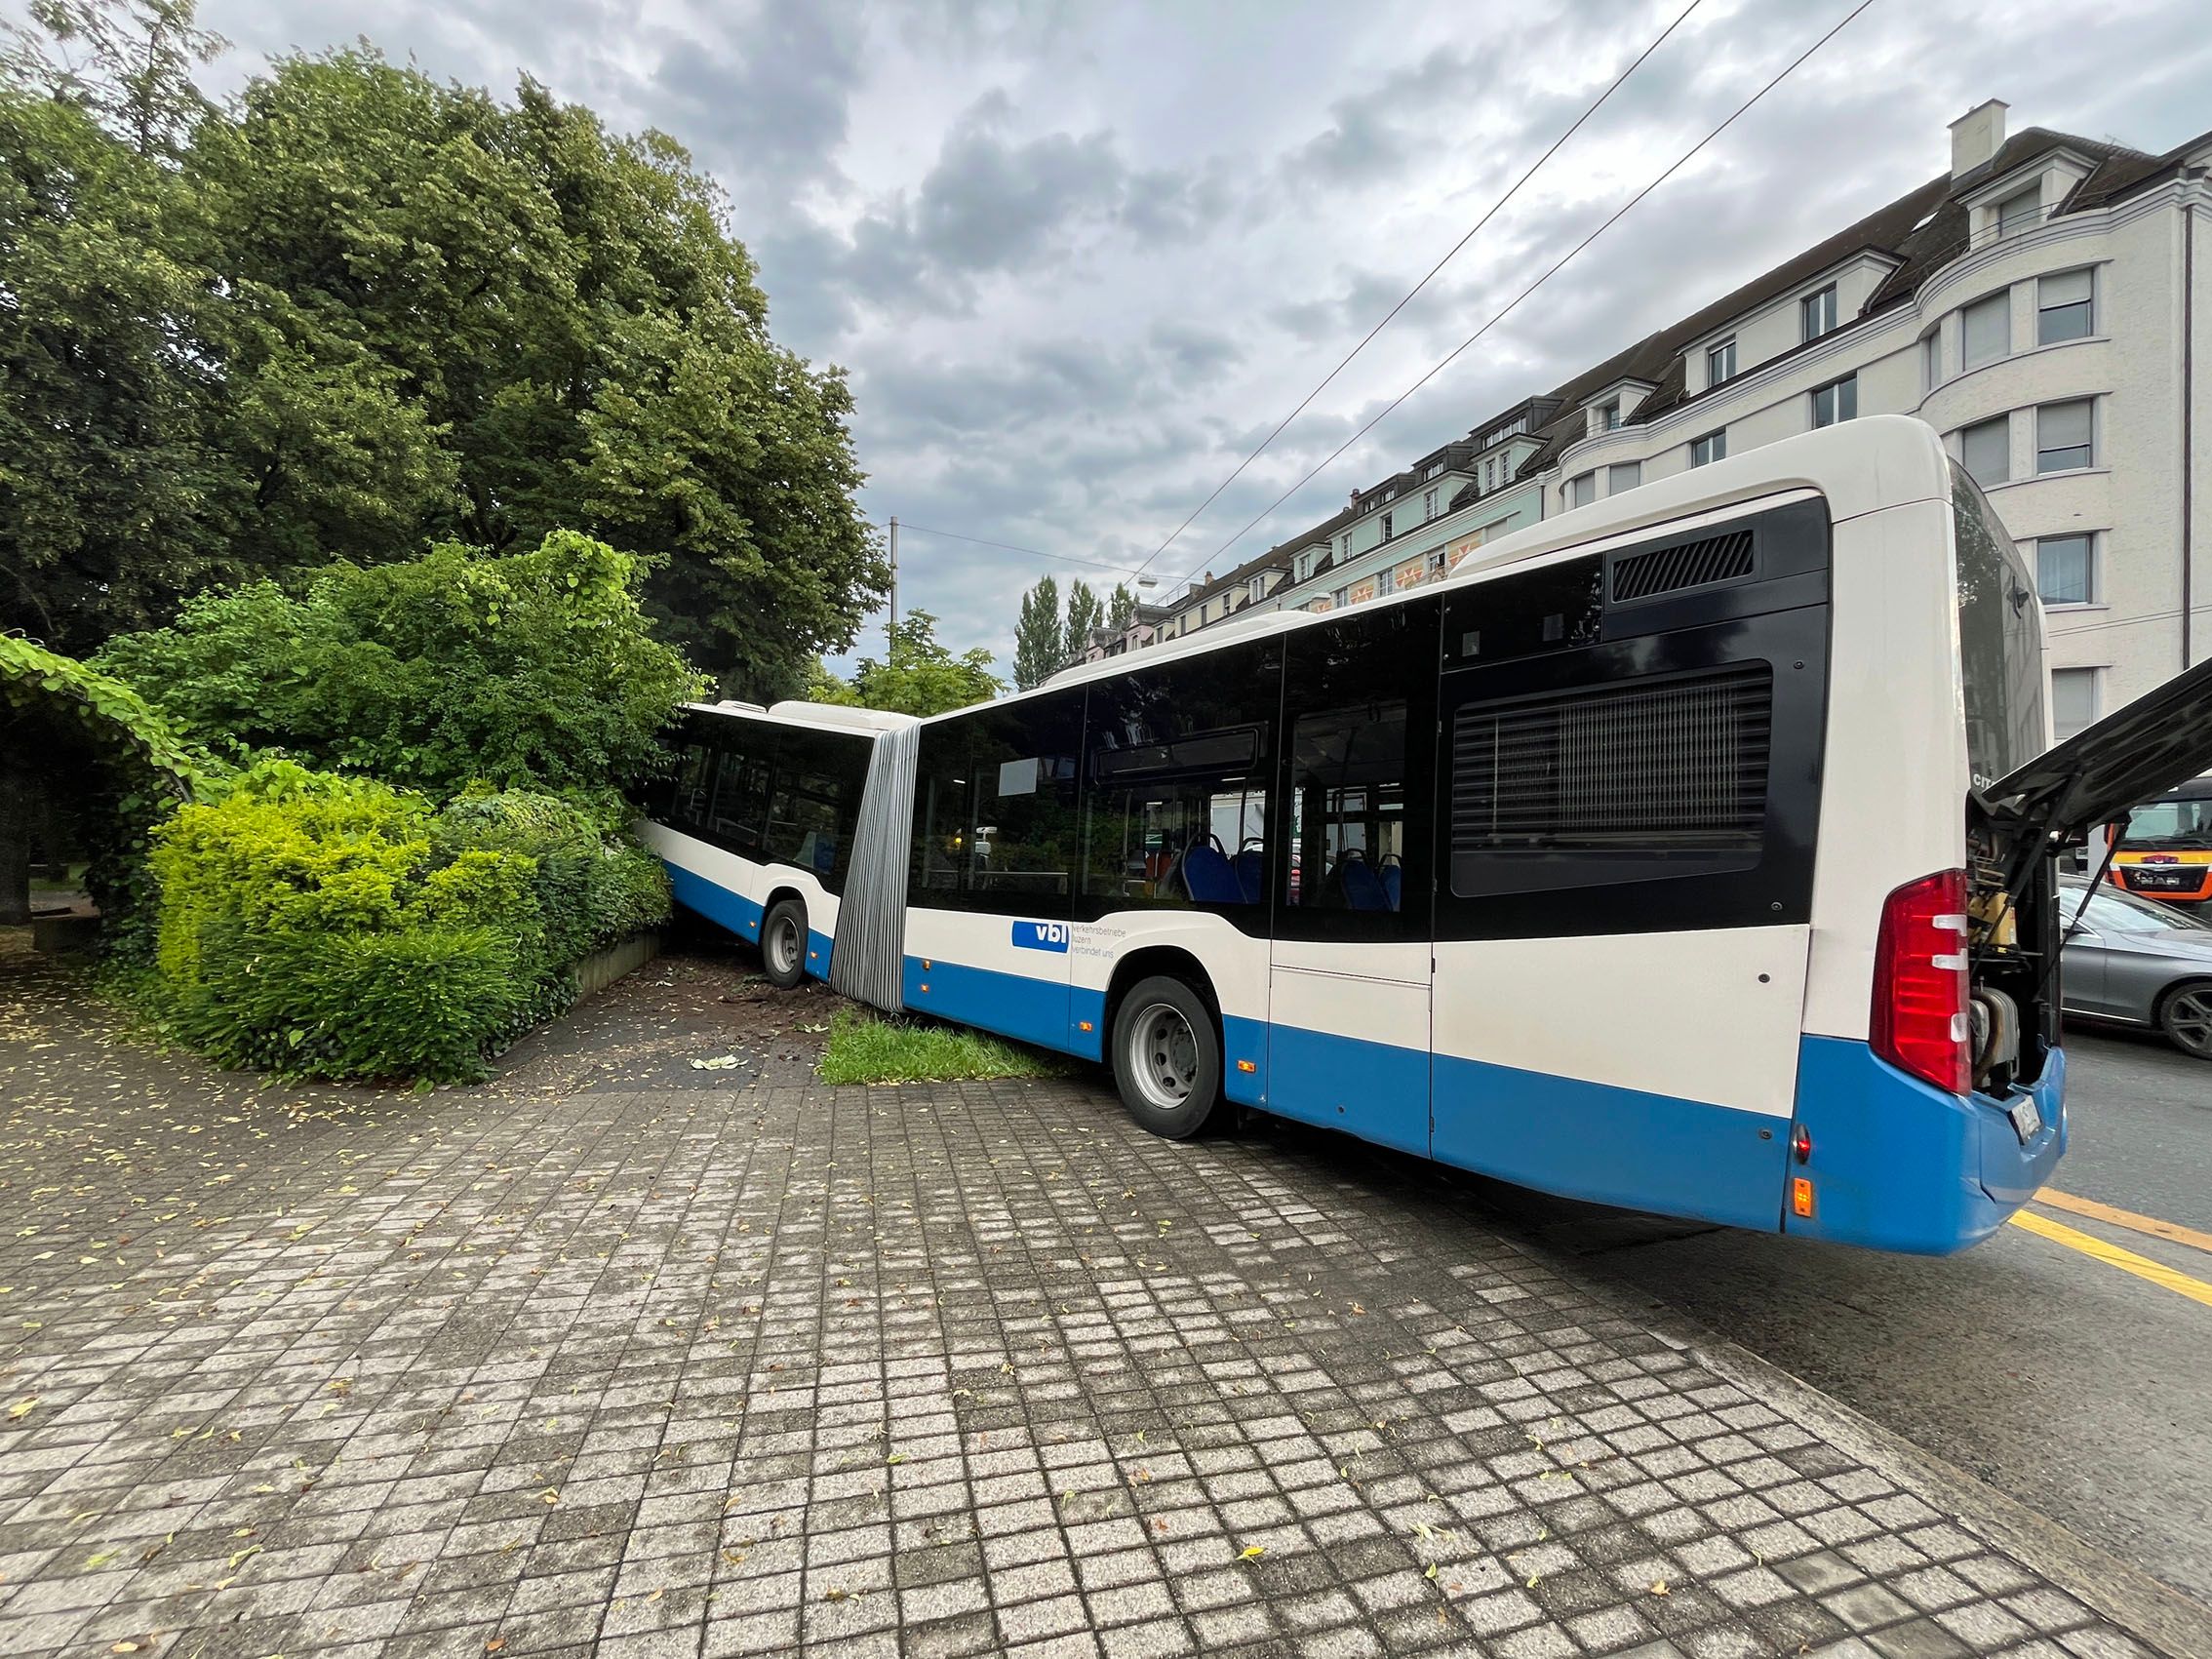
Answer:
(2058, 878, 2212, 1058)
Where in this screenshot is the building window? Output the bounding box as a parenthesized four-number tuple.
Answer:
(1379, 510, 1394, 541)
(2038, 269, 2094, 344)
(1249, 576, 1266, 604)
(2036, 399, 2094, 473)
(1920, 330, 1941, 391)
(2036, 533, 2096, 606)
(1707, 338, 1736, 384)
(1568, 472, 1596, 508)
(1800, 284, 1838, 341)
(1485, 415, 1528, 445)
(1961, 291, 2009, 370)
(1598, 399, 1621, 430)
(1423, 486, 1438, 520)
(2050, 667, 2098, 741)
(1331, 587, 1348, 609)
(1689, 429, 1726, 468)
(1809, 375, 1857, 429)
(1960, 415, 2009, 487)
(1336, 533, 1349, 559)
(1607, 461, 1641, 494)
(1294, 551, 1313, 581)
(1995, 183, 2041, 238)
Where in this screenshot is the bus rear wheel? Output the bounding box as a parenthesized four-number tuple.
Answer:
(761, 898, 808, 990)
(1110, 975, 1227, 1139)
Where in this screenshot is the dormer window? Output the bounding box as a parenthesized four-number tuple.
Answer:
(1707, 339, 1737, 384)
(1800, 284, 1838, 341)
(1598, 399, 1621, 431)
(1995, 183, 2041, 237)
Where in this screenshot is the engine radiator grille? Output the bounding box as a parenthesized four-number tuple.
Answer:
(1610, 528, 1755, 603)
(1451, 662, 1772, 854)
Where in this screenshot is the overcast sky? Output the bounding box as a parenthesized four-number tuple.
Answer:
(187, 0, 2212, 674)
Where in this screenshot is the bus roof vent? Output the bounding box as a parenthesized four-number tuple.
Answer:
(1609, 528, 1754, 604)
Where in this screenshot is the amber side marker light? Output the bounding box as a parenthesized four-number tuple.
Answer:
(1791, 1177, 1815, 1219)
(1236, 1059, 1257, 1074)
(1078, 1020, 1094, 1033)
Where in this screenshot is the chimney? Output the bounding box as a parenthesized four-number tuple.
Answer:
(1950, 99, 2008, 178)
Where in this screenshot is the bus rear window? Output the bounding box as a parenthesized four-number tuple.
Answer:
(1951, 461, 2045, 790)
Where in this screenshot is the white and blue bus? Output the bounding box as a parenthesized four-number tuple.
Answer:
(643, 416, 2212, 1254)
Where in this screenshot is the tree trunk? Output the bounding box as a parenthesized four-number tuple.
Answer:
(0, 761, 33, 927)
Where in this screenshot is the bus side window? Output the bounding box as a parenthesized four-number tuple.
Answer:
(1280, 601, 1436, 919)
(1079, 640, 1280, 910)
(672, 741, 712, 828)
(709, 744, 771, 853)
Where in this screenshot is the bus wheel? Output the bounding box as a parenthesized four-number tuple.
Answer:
(1111, 975, 1226, 1139)
(761, 898, 808, 990)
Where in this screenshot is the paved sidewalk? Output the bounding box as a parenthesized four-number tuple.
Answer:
(0, 952, 2169, 1657)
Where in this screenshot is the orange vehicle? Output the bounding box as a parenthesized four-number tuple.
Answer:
(2106, 775, 2212, 904)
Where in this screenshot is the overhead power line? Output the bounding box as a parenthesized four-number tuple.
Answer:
(885, 521, 1149, 579)
(1124, 0, 1705, 586)
(1161, 0, 1878, 595)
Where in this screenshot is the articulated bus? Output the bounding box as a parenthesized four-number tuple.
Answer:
(642, 416, 2212, 1254)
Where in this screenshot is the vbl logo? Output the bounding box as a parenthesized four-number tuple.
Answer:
(1012, 921, 1069, 953)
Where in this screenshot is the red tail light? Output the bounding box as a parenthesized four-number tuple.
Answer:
(1871, 868, 1971, 1095)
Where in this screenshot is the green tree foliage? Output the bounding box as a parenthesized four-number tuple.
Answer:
(96, 531, 706, 797)
(1012, 575, 1062, 691)
(806, 612, 1002, 718)
(1106, 583, 1137, 632)
(1, 3, 884, 690)
(1063, 581, 1103, 663)
(145, 760, 670, 1082)
(0, 633, 196, 930)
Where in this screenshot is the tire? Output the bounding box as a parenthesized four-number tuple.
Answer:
(761, 897, 808, 990)
(1109, 974, 1227, 1139)
(2156, 979, 2212, 1059)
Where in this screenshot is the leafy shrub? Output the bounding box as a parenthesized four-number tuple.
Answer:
(141, 763, 670, 1083)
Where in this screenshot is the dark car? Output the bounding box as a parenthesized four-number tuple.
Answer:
(2059, 878, 2212, 1058)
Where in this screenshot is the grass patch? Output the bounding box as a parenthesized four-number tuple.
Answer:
(817, 1007, 1076, 1085)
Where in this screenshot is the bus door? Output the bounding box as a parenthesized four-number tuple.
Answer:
(1266, 603, 1439, 1158)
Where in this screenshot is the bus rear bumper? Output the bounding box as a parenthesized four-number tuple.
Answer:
(1784, 1036, 2067, 1254)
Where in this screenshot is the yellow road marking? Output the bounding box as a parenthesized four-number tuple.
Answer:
(2007, 1208, 2212, 1309)
(2031, 1188, 2212, 1256)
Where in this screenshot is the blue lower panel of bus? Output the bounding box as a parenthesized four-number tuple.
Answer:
(665, 866, 834, 981)
(1266, 1024, 1429, 1157)
(904, 956, 1070, 1051)
(1784, 1037, 2067, 1254)
(1431, 1053, 1791, 1232)
(668, 865, 763, 940)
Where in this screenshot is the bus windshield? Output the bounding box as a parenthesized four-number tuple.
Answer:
(1951, 461, 2045, 791)
(2118, 792, 2212, 849)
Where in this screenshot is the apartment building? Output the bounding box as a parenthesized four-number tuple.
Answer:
(1156, 101, 2211, 740)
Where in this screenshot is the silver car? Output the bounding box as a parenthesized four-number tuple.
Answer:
(2059, 879, 2212, 1058)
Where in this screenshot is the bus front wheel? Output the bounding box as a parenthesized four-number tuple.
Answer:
(1111, 975, 1227, 1139)
(761, 898, 808, 990)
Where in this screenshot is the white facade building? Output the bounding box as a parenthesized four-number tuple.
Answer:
(1158, 102, 2212, 740)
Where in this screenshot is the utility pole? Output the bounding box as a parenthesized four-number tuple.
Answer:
(888, 516, 899, 661)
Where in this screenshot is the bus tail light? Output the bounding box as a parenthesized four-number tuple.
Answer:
(1871, 868, 1971, 1095)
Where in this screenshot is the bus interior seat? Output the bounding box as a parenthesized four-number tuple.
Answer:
(1379, 858, 1402, 910)
(1181, 845, 1244, 904)
(1339, 854, 1392, 912)
(1235, 848, 1263, 904)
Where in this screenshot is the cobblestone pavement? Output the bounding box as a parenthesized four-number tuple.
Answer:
(0, 950, 2171, 1657)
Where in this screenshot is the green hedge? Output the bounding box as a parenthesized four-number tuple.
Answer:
(145, 762, 669, 1082)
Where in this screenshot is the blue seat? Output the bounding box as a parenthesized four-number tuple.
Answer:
(1235, 848, 1264, 904)
(1340, 856, 1390, 912)
(1380, 861, 1402, 911)
(1181, 845, 1243, 904)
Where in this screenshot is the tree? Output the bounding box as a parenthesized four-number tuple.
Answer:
(1012, 575, 1063, 691)
(805, 612, 1002, 718)
(95, 531, 707, 798)
(1106, 583, 1138, 632)
(0, 5, 885, 690)
(1063, 581, 1103, 663)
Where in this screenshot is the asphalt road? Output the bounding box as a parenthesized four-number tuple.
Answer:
(1457, 1027, 2212, 1608)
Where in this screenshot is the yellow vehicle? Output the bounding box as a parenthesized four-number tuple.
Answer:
(2107, 775, 2212, 905)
